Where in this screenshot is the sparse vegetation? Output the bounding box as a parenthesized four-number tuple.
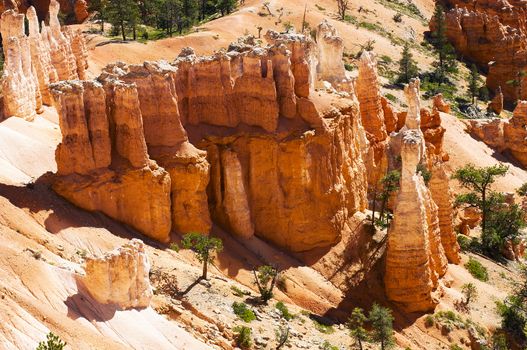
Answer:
(233, 325, 252, 349)
(181, 232, 223, 280)
(253, 265, 279, 304)
(371, 170, 401, 229)
(275, 301, 294, 321)
(461, 282, 478, 307)
(231, 285, 251, 297)
(464, 257, 489, 282)
(336, 0, 350, 20)
(424, 314, 435, 327)
(36, 332, 66, 350)
(377, 0, 426, 23)
(232, 302, 256, 322)
(275, 324, 290, 349)
(313, 319, 335, 334)
(498, 265, 527, 347)
(321, 340, 339, 350)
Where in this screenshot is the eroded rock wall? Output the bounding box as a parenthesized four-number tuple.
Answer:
(385, 80, 449, 312)
(79, 239, 153, 309)
(1, 0, 87, 119)
(50, 80, 172, 243)
(433, 0, 527, 103)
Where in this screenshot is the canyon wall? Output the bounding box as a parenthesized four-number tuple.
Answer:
(433, 0, 527, 103)
(51, 24, 371, 252)
(1, 0, 87, 120)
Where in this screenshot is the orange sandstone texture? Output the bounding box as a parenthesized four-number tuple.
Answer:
(0, 0, 87, 119)
(50, 80, 172, 243)
(385, 80, 449, 312)
(79, 239, 153, 309)
(433, 0, 527, 103)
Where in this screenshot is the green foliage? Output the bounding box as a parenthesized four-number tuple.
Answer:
(517, 182, 527, 197)
(434, 310, 465, 330)
(377, 0, 426, 23)
(452, 163, 508, 235)
(232, 302, 256, 322)
(483, 203, 526, 255)
(491, 332, 510, 350)
(231, 285, 250, 297)
(461, 282, 478, 306)
(397, 43, 418, 84)
(429, 4, 458, 84)
(106, 0, 140, 40)
(416, 163, 431, 185)
(385, 93, 397, 103)
(347, 307, 368, 349)
(181, 232, 223, 279)
(36, 332, 66, 350)
(498, 266, 527, 346)
(313, 320, 335, 334)
(233, 325, 252, 349)
(464, 257, 489, 282)
(344, 63, 355, 71)
(275, 301, 293, 321)
(369, 304, 395, 350)
(253, 265, 279, 303)
(321, 340, 339, 350)
(450, 345, 463, 350)
(424, 314, 435, 327)
(372, 170, 401, 229)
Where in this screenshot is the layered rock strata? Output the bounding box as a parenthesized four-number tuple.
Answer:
(79, 239, 154, 309)
(50, 80, 172, 243)
(51, 26, 372, 252)
(385, 79, 449, 312)
(466, 101, 527, 167)
(1, 0, 87, 119)
(433, 0, 527, 103)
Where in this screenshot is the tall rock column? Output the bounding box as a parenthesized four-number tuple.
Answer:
(316, 20, 346, 84)
(385, 79, 448, 312)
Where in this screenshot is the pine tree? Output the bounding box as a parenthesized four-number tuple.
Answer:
(430, 4, 457, 84)
(88, 0, 108, 32)
(216, 0, 237, 16)
(347, 308, 368, 350)
(468, 64, 480, 105)
(106, 0, 140, 41)
(369, 304, 395, 350)
(397, 43, 418, 84)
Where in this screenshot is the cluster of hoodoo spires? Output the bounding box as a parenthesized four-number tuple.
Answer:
(0, 3, 460, 311)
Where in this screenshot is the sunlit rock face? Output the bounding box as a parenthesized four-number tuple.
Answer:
(385, 79, 449, 313)
(0, 0, 87, 119)
(79, 239, 153, 309)
(433, 0, 527, 104)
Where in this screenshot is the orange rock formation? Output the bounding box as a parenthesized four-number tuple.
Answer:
(385, 79, 450, 312)
(1, 0, 87, 119)
(433, 0, 527, 103)
(79, 239, 154, 309)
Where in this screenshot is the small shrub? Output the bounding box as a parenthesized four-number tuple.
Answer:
(424, 314, 435, 327)
(385, 93, 397, 103)
(275, 301, 293, 321)
(232, 302, 256, 322)
(344, 63, 355, 71)
(36, 332, 66, 350)
(321, 340, 339, 350)
(233, 325, 252, 349)
(393, 13, 403, 22)
(169, 243, 179, 252)
(231, 285, 250, 297)
(450, 345, 463, 350)
(465, 257, 489, 282)
(313, 319, 335, 334)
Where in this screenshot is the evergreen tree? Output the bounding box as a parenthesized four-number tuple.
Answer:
(181, 232, 223, 280)
(347, 307, 368, 350)
(469, 64, 480, 105)
(88, 0, 108, 32)
(107, 0, 140, 41)
(369, 304, 395, 350)
(397, 43, 418, 84)
(430, 4, 457, 84)
(216, 0, 237, 16)
(452, 163, 508, 234)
